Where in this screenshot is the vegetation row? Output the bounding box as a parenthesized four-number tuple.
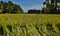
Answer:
(0, 23, 60, 36)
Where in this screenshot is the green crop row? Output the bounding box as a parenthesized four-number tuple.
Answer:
(0, 23, 60, 36)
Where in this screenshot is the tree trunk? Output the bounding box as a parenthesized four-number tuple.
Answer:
(55, 0, 57, 10)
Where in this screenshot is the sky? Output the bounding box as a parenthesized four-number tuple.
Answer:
(1, 0, 44, 12)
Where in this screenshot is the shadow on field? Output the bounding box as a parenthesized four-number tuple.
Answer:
(0, 25, 4, 36)
(7, 25, 12, 32)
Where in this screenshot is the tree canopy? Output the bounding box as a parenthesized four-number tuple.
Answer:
(41, 0, 60, 14)
(27, 0, 60, 14)
(0, 1, 23, 14)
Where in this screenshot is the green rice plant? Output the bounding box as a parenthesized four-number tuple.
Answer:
(0, 14, 60, 36)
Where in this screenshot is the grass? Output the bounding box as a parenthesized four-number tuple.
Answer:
(0, 14, 60, 36)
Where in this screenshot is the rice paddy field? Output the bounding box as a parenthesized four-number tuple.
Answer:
(0, 14, 60, 36)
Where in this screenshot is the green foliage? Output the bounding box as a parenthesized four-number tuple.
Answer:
(42, 0, 60, 14)
(27, 9, 41, 14)
(0, 1, 23, 14)
(55, 23, 60, 31)
(0, 23, 60, 36)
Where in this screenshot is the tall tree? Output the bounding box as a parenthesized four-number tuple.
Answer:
(42, 0, 60, 14)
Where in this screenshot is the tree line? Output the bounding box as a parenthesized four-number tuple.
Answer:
(0, 1, 23, 14)
(0, 0, 60, 14)
(27, 0, 60, 14)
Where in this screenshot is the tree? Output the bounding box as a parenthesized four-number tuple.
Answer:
(8, 1, 13, 5)
(0, 1, 23, 14)
(42, 0, 60, 14)
(28, 9, 41, 14)
(13, 4, 23, 13)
